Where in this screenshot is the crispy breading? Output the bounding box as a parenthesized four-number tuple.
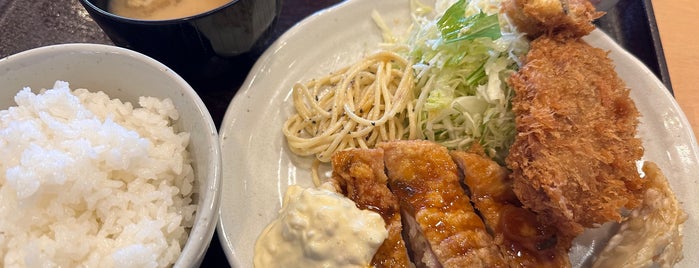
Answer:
(592, 162, 686, 268)
(506, 36, 646, 236)
(331, 148, 413, 268)
(501, 0, 603, 39)
(379, 140, 507, 268)
(451, 150, 573, 268)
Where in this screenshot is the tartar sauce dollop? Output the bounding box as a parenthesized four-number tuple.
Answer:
(254, 184, 387, 268)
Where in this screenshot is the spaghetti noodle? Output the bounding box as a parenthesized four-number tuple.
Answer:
(282, 51, 416, 164)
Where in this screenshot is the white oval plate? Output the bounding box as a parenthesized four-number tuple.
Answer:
(217, 0, 699, 267)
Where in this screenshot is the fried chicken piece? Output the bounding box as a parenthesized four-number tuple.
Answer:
(330, 148, 413, 268)
(378, 140, 506, 268)
(592, 162, 686, 268)
(501, 0, 603, 39)
(451, 150, 572, 268)
(506, 36, 646, 236)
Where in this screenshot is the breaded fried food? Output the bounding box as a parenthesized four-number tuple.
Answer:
(501, 0, 603, 38)
(451, 150, 572, 268)
(592, 162, 686, 268)
(379, 140, 506, 268)
(506, 36, 646, 236)
(331, 148, 413, 268)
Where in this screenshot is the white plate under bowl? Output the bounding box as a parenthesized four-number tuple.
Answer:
(217, 0, 699, 267)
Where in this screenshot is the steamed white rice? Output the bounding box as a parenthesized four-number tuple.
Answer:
(0, 81, 196, 267)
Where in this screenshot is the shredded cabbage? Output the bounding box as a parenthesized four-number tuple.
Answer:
(407, 0, 528, 162)
(370, 0, 528, 161)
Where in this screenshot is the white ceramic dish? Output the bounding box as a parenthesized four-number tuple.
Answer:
(0, 44, 222, 267)
(217, 0, 699, 267)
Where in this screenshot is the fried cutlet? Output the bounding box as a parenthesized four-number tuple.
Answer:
(501, 0, 603, 39)
(330, 148, 413, 268)
(378, 140, 506, 268)
(451, 150, 572, 268)
(506, 36, 646, 236)
(592, 162, 686, 268)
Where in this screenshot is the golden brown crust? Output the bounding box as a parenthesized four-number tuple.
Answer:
(501, 0, 603, 39)
(379, 140, 507, 268)
(506, 37, 645, 236)
(451, 151, 572, 268)
(331, 148, 413, 268)
(592, 162, 686, 268)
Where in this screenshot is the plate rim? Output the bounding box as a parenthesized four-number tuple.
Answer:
(217, 0, 699, 266)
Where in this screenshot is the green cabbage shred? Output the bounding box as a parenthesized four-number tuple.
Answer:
(406, 0, 529, 162)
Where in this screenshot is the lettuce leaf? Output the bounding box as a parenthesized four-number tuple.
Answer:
(438, 0, 501, 43)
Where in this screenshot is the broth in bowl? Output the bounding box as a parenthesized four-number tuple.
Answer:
(109, 0, 231, 20)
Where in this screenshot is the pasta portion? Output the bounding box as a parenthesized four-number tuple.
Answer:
(283, 51, 416, 163)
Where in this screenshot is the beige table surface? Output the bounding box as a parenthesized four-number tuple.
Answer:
(652, 0, 699, 139)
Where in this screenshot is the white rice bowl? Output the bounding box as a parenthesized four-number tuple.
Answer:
(0, 44, 221, 267)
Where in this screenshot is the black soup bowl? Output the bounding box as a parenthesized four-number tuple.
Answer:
(79, 0, 282, 81)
